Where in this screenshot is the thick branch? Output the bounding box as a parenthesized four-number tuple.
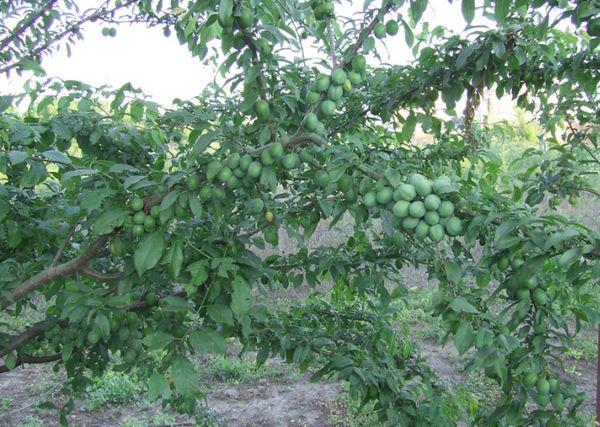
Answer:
(1, 234, 112, 310)
(0, 353, 62, 374)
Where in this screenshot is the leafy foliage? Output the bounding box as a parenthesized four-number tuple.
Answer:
(0, 0, 599, 425)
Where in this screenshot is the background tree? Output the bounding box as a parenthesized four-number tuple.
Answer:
(0, 0, 599, 425)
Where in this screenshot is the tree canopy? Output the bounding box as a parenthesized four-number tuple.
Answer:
(0, 0, 599, 425)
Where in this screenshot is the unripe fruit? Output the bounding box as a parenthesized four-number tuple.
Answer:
(536, 378, 550, 395)
(535, 393, 550, 407)
(331, 68, 346, 85)
(498, 256, 510, 270)
(374, 22, 387, 39)
(145, 292, 158, 306)
(237, 7, 253, 28)
(414, 178, 433, 197)
(248, 198, 264, 214)
(282, 153, 299, 170)
(338, 175, 353, 192)
(424, 211, 440, 225)
(342, 79, 352, 93)
(352, 55, 366, 72)
(303, 112, 319, 131)
(433, 175, 452, 194)
(568, 196, 577, 205)
(523, 370, 538, 388)
(445, 217, 464, 236)
(217, 166, 233, 182)
(392, 200, 410, 218)
(255, 99, 270, 120)
(315, 170, 331, 188)
(199, 186, 212, 201)
(409, 201, 426, 218)
(386, 20, 399, 36)
(132, 224, 144, 237)
(143, 216, 156, 231)
(524, 277, 537, 290)
(376, 187, 393, 205)
(239, 154, 253, 171)
(429, 224, 445, 242)
(255, 37, 272, 55)
(394, 184, 417, 201)
(270, 142, 284, 159)
(131, 197, 144, 211)
(327, 85, 343, 101)
(306, 91, 320, 104)
(511, 257, 524, 269)
(133, 211, 146, 225)
(265, 211, 274, 223)
(226, 175, 239, 189)
(532, 288, 548, 306)
(260, 150, 274, 166)
(320, 100, 336, 116)
(316, 76, 330, 92)
(516, 289, 530, 301)
(150, 206, 160, 218)
(424, 194, 441, 211)
(233, 167, 245, 178)
(87, 329, 101, 345)
(363, 191, 377, 208)
(300, 149, 313, 163)
(227, 153, 240, 169)
(415, 221, 430, 239)
(402, 217, 420, 230)
(550, 393, 565, 411)
(548, 378, 559, 393)
(348, 71, 362, 85)
(437, 200, 454, 217)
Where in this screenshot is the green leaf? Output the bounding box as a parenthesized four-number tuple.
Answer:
(454, 321, 475, 355)
(185, 260, 209, 295)
(93, 209, 128, 234)
(168, 241, 184, 280)
(410, 0, 428, 23)
(143, 331, 175, 350)
(494, 0, 510, 25)
(134, 232, 165, 276)
(231, 276, 253, 317)
(207, 304, 235, 326)
(62, 168, 99, 182)
(42, 150, 71, 164)
(189, 328, 227, 355)
(170, 355, 198, 397)
(543, 229, 579, 251)
(462, 0, 475, 24)
(7, 151, 28, 165)
(161, 296, 189, 312)
(449, 296, 479, 314)
(94, 313, 110, 337)
(445, 260, 462, 284)
(148, 372, 171, 401)
(159, 190, 179, 211)
(189, 194, 203, 217)
(4, 352, 16, 370)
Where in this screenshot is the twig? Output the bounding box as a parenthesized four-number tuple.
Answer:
(327, 20, 337, 68)
(51, 221, 79, 266)
(0, 0, 58, 52)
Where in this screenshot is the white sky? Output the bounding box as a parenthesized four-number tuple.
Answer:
(1, 1, 468, 106)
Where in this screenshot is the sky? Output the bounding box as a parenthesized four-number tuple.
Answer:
(0, 1, 468, 106)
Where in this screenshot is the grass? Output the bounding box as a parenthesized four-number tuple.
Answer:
(202, 355, 300, 384)
(394, 286, 445, 341)
(326, 383, 380, 427)
(83, 370, 146, 411)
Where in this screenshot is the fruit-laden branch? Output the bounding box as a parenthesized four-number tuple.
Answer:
(0, 0, 58, 52)
(0, 0, 138, 75)
(0, 319, 57, 358)
(0, 234, 112, 311)
(0, 353, 62, 374)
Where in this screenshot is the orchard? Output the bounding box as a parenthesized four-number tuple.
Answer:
(0, 0, 599, 425)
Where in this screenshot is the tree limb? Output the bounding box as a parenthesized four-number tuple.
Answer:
(0, 353, 62, 374)
(51, 221, 80, 266)
(0, 0, 58, 52)
(1, 234, 112, 310)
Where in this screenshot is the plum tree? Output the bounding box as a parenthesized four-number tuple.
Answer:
(0, 0, 598, 425)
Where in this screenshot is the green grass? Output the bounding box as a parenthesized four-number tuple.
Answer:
(83, 370, 146, 411)
(203, 355, 299, 384)
(394, 287, 445, 341)
(565, 332, 597, 362)
(326, 382, 381, 427)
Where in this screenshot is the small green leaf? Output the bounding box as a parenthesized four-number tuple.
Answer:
(171, 355, 198, 397)
(93, 209, 128, 234)
(231, 276, 253, 317)
(449, 296, 479, 313)
(148, 371, 171, 401)
(207, 304, 235, 326)
(462, 0, 475, 24)
(445, 260, 462, 284)
(94, 313, 110, 337)
(454, 321, 475, 355)
(134, 232, 165, 276)
(189, 328, 227, 355)
(494, 0, 510, 25)
(143, 331, 175, 350)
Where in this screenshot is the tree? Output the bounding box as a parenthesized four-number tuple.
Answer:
(0, 0, 598, 424)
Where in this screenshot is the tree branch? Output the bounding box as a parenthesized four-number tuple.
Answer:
(1, 233, 112, 310)
(0, 353, 62, 374)
(51, 221, 80, 266)
(0, 0, 58, 52)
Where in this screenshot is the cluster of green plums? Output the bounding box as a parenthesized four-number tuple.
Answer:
(125, 197, 160, 237)
(360, 173, 463, 242)
(522, 370, 566, 413)
(374, 19, 399, 39)
(310, 0, 334, 20)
